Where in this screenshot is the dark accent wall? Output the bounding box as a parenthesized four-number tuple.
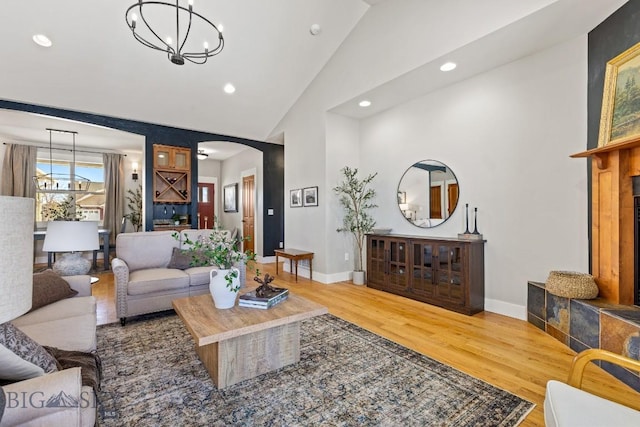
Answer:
(587, 0, 640, 269)
(588, 0, 640, 150)
(0, 99, 284, 256)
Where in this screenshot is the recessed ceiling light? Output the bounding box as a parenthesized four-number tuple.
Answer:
(32, 34, 52, 48)
(359, 100, 372, 107)
(223, 83, 236, 94)
(440, 62, 457, 72)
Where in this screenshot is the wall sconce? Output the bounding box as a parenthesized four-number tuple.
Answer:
(132, 162, 139, 181)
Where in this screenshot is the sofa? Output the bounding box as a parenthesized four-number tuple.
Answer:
(1, 274, 97, 427)
(112, 229, 246, 325)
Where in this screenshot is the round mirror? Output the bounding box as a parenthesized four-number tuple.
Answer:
(397, 160, 459, 228)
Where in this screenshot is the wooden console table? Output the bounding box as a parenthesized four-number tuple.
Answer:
(274, 248, 314, 282)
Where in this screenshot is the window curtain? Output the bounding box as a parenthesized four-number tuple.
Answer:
(0, 144, 37, 198)
(103, 153, 124, 246)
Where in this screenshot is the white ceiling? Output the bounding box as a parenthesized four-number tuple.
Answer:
(0, 0, 630, 158)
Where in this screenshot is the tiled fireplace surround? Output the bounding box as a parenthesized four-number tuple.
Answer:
(527, 281, 640, 392)
(527, 140, 640, 392)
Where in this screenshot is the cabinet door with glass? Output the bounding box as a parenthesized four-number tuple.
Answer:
(434, 244, 464, 305)
(153, 144, 191, 171)
(366, 236, 387, 290)
(386, 238, 409, 292)
(411, 241, 436, 298)
(366, 235, 409, 291)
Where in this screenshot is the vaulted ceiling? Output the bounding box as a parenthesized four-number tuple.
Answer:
(0, 0, 630, 154)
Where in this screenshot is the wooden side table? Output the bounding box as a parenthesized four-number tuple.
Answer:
(274, 248, 314, 282)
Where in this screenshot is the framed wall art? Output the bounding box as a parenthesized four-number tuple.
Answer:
(223, 183, 238, 212)
(303, 186, 318, 207)
(598, 41, 640, 147)
(290, 189, 302, 207)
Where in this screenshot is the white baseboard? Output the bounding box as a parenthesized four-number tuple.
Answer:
(281, 264, 351, 284)
(257, 255, 276, 264)
(484, 298, 527, 320)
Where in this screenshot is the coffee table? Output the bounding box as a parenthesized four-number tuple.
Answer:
(172, 293, 328, 389)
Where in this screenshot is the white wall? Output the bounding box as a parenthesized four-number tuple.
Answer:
(219, 148, 264, 257)
(271, 0, 590, 318)
(360, 36, 589, 318)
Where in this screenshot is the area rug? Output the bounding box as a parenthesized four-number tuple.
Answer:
(96, 312, 534, 426)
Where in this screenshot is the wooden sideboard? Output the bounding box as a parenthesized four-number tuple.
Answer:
(366, 234, 485, 315)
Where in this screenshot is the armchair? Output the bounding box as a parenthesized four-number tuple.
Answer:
(544, 349, 640, 427)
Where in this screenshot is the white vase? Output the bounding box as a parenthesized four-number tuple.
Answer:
(353, 270, 365, 285)
(209, 268, 240, 309)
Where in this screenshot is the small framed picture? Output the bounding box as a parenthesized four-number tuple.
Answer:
(303, 186, 319, 207)
(290, 189, 302, 207)
(223, 183, 238, 212)
(397, 191, 406, 204)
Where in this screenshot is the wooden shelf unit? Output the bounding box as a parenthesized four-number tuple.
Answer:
(366, 234, 485, 315)
(153, 144, 191, 203)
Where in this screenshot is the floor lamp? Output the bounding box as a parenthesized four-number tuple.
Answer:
(0, 196, 34, 323)
(43, 221, 99, 276)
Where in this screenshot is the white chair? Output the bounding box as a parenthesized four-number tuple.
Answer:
(544, 349, 640, 426)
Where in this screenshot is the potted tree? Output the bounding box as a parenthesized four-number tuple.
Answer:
(333, 166, 377, 285)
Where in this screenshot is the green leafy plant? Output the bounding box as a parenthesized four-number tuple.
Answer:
(124, 185, 143, 232)
(333, 166, 378, 272)
(176, 222, 256, 291)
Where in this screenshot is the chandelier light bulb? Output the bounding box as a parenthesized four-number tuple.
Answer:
(131, 13, 137, 23)
(204, 41, 209, 50)
(188, 0, 194, 5)
(218, 24, 224, 33)
(166, 37, 173, 46)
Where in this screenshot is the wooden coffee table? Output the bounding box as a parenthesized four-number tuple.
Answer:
(172, 293, 327, 389)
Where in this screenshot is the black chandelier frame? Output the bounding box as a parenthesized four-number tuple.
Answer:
(125, 0, 224, 65)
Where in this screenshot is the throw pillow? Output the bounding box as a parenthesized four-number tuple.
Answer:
(31, 269, 78, 312)
(167, 247, 193, 270)
(0, 322, 58, 381)
(0, 385, 4, 422)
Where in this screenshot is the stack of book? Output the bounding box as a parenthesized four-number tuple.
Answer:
(239, 287, 289, 309)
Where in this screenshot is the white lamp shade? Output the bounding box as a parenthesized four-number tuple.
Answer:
(0, 196, 34, 323)
(43, 221, 100, 252)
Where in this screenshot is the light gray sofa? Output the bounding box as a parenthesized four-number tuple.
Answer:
(112, 230, 246, 325)
(3, 275, 97, 427)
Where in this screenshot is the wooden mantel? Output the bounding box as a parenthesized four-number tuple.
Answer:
(571, 136, 640, 305)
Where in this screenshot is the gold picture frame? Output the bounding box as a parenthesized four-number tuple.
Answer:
(598, 41, 640, 147)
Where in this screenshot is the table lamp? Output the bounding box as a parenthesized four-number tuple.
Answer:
(43, 221, 99, 275)
(0, 196, 34, 323)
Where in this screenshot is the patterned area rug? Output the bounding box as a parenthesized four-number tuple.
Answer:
(97, 312, 534, 426)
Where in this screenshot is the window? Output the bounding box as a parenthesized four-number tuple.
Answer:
(35, 148, 105, 224)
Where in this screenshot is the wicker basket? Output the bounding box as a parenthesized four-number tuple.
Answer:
(545, 271, 599, 299)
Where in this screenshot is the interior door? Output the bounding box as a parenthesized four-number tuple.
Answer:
(447, 183, 459, 216)
(242, 175, 255, 253)
(197, 183, 214, 229)
(430, 186, 442, 219)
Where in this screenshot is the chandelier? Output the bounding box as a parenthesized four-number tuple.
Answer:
(125, 0, 224, 65)
(33, 128, 91, 193)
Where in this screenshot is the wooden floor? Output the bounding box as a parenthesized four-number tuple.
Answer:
(91, 262, 640, 427)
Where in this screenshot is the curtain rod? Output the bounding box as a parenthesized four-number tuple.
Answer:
(2, 142, 127, 156)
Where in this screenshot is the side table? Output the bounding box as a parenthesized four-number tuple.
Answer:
(274, 249, 314, 282)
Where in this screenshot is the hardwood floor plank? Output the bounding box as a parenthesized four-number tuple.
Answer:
(90, 262, 640, 426)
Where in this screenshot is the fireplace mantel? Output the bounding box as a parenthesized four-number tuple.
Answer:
(571, 136, 640, 305)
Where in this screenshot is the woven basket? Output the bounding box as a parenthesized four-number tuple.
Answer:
(545, 271, 598, 299)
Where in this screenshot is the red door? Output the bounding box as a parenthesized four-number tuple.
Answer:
(198, 183, 215, 229)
